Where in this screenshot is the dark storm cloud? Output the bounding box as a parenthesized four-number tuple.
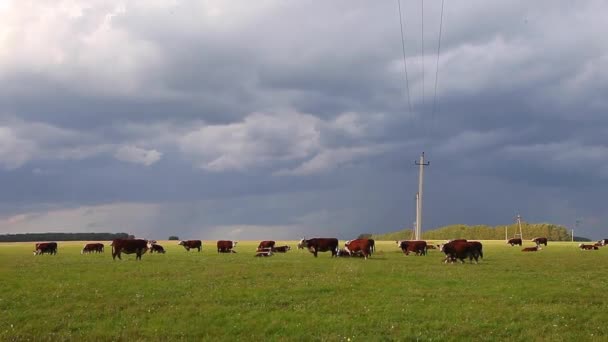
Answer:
(0, 1, 607, 239)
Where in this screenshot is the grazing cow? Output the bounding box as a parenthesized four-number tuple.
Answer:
(299, 238, 339, 257)
(149, 244, 166, 254)
(344, 239, 372, 259)
(597, 239, 608, 246)
(532, 237, 548, 247)
(400, 240, 428, 256)
(579, 244, 599, 250)
(34, 242, 58, 255)
(179, 240, 202, 252)
(111, 239, 148, 260)
(258, 240, 276, 250)
(522, 246, 541, 252)
(217, 240, 237, 253)
(81, 243, 104, 254)
(440, 241, 480, 263)
(507, 238, 522, 246)
(273, 245, 291, 253)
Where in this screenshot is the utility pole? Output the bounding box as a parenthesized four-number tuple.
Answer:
(505, 225, 508, 241)
(515, 214, 524, 240)
(415, 152, 430, 240)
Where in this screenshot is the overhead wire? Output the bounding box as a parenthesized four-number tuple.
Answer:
(430, 0, 445, 138)
(397, 0, 413, 115)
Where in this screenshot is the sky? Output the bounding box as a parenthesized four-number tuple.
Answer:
(0, 0, 606, 240)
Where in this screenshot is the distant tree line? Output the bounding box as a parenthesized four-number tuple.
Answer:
(0, 232, 132, 242)
(372, 223, 590, 241)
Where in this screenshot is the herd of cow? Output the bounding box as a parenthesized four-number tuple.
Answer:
(31, 237, 608, 262)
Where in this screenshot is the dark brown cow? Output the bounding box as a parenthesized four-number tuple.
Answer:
(345, 239, 372, 259)
(179, 240, 202, 252)
(522, 246, 541, 252)
(440, 241, 480, 263)
(111, 239, 148, 260)
(258, 240, 276, 250)
(149, 244, 166, 254)
(467, 241, 484, 259)
(579, 244, 599, 250)
(81, 243, 104, 254)
(273, 245, 291, 253)
(34, 242, 57, 255)
(299, 238, 339, 257)
(507, 238, 522, 246)
(217, 240, 237, 253)
(400, 240, 428, 256)
(532, 237, 548, 247)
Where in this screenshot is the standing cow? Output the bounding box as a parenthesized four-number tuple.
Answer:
(400, 240, 428, 256)
(179, 240, 202, 252)
(217, 240, 237, 253)
(597, 239, 608, 246)
(299, 238, 339, 258)
(507, 238, 522, 246)
(344, 239, 373, 259)
(111, 239, 148, 260)
(34, 242, 58, 255)
(81, 243, 104, 254)
(440, 241, 481, 263)
(531, 237, 548, 247)
(258, 240, 276, 250)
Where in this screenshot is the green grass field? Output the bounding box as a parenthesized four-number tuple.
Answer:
(1, 240, 607, 341)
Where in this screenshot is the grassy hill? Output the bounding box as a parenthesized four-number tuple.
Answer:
(372, 222, 585, 241)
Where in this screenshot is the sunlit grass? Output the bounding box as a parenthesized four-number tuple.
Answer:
(1, 240, 607, 340)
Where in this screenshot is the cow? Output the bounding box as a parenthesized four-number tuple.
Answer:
(344, 239, 372, 259)
(34, 242, 58, 255)
(368, 239, 376, 255)
(336, 248, 352, 257)
(273, 245, 291, 253)
(299, 238, 339, 257)
(179, 240, 202, 252)
(255, 248, 273, 257)
(597, 239, 608, 246)
(81, 243, 104, 254)
(579, 244, 599, 250)
(258, 240, 276, 250)
(111, 239, 148, 260)
(149, 244, 166, 254)
(217, 240, 237, 253)
(532, 237, 548, 247)
(441, 241, 480, 263)
(467, 241, 484, 259)
(400, 240, 427, 256)
(522, 246, 541, 252)
(507, 238, 522, 246)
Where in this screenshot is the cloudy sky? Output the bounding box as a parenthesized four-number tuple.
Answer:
(0, 0, 606, 240)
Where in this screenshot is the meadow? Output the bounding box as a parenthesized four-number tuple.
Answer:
(1, 240, 607, 341)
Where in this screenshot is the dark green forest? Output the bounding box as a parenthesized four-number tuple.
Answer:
(372, 223, 590, 241)
(0, 232, 131, 242)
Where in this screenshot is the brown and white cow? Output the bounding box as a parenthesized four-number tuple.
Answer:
(149, 243, 166, 254)
(34, 242, 58, 255)
(579, 244, 599, 250)
(440, 241, 481, 263)
(81, 243, 104, 254)
(522, 246, 541, 252)
(299, 238, 339, 257)
(111, 239, 148, 260)
(179, 240, 202, 252)
(217, 240, 237, 253)
(344, 239, 372, 259)
(597, 239, 608, 246)
(258, 240, 276, 250)
(400, 240, 428, 256)
(273, 245, 291, 253)
(507, 238, 522, 246)
(531, 237, 548, 247)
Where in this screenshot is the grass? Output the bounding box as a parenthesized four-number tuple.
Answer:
(1, 240, 607, 341)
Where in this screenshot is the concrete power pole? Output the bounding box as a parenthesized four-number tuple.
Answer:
(415, 152, 430, 240)
(515, 214, 524, 241)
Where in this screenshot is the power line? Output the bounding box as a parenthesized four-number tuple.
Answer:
(430, 0, 445, 135)
(397, 0, 413, 114)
